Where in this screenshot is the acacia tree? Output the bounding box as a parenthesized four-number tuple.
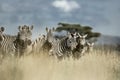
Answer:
(55, 22, 101, 41)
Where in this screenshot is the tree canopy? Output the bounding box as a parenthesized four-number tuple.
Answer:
(55, 22, 101, 41)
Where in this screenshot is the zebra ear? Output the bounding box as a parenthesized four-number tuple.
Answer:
(30, 25, 33, 30)
(52, 27, 55, 31)
(83, 34, 87, 38)
(67, 32, 71, 38)
(46, 27, 48, 32)
(71, 33, 74, 37)
(91, 42, 94, 46)
(18, 26, 22, 31)
(42, 35, 46, 38)
(68, 35, 72, 39)
(24, 25, 27, 27)
(1, 27, 5, 32)
(78, 33, 82, 38)
(27, 25, 33, 31)
(87, 42, 90, 46)
(68, 33, 73, 38)
(67, 31, 71, 35)
(73, 32, 78, 38)
(73, 32, 76, 36)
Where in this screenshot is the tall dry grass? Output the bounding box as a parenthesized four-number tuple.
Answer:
(0, 49, 120, 80)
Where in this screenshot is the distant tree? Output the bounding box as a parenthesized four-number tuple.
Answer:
(57, 22, 82, 32)
(55, 22, 101, 41)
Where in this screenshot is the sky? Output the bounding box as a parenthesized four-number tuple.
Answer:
(0, 0, 120, 38)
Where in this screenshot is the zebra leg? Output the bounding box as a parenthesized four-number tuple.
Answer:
(57, 55, 63, 61)
(0, 51, 4, 63)
(80, 49, 86, 56)
(72, 51, 80, 60)
(64, 51, 71, 60)
(49, 49, 54, 56)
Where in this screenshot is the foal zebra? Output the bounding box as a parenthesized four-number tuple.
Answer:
(46, 27, 78, 59)
(0, 25, 33, 57)
(84, 42, 94, 52)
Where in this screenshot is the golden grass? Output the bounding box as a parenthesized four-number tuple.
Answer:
(0, 49, 120, 80)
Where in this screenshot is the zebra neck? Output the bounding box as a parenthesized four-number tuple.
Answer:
(2, 34, 16, 40)
(60, 38, 70, 50)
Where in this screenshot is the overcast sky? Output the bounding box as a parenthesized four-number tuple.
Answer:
(0, 0, 120, 38)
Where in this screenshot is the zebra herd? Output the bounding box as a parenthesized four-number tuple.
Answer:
(0, 25, 94, 60)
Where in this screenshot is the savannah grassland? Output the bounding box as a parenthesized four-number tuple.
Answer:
(0, 47, 120, 80)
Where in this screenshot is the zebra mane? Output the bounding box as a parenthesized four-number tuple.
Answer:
(2, 34, 17, 41)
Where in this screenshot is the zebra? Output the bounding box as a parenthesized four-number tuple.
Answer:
(0, 25, 33, 57)
(46, 27, 78, 60)
(14, 25, 33, 56)
(72, 33, 88, 59)
(31, 34, 47, 54)
(0, 27, 6, 58)
(0, 27, 16, 56)
(85, 42, 94, 52)
(76, 41, 94, 57)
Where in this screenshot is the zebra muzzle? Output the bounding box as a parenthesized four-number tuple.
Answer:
(27, 40, 32, 45)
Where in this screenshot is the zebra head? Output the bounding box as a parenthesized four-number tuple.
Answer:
(37, 34, 47, 47)
(17, 25, 33, 47)
(45, 27, 55, 43)
(25, 25, 33, 41)
(86, 42, 94, 52)
(66, 32, 78, 50)
(0, 27, 5, 41)
(0, 27, 4, 34)
(40, 34, 46, 40)
(77, 33, 87, 46)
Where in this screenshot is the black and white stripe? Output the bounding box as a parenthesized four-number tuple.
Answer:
(31, 34, 47, 53)
(72, 33, 88, 59)
(46, 28, 78, 59)
(0, 27, 16, 56)
(0, 34, 16, 56)
(49, 38, 69, 56)
(72, 33, 95, 59)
